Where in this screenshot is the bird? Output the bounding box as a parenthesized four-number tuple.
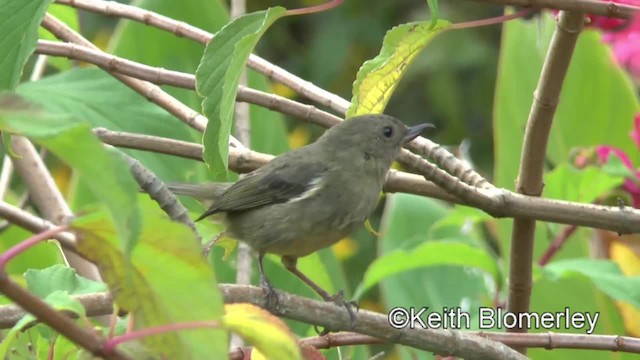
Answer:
(168, 114, 434, 315)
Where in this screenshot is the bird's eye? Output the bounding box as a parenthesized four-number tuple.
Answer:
(382, 126, 393, 138)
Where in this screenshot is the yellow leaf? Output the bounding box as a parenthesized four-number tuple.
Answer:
(347, 21, 450, 117)
(610, 240, 640, 336)
(223, 303, 302, 360)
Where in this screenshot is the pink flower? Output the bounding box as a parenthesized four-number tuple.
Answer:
(587, 0, 639, 30)
(602, 11, 640, 78)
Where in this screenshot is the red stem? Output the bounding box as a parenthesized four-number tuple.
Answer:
(538, 225, 578, 266)
(286, 0, 343, 16)
(451, 9, 531, 30)
(0, 225, 68, 272)
(103, 320, 220, 352)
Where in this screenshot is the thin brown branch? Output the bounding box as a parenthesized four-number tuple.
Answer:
(229, 331, 640, 358)
(0, 274, 130, 359)
(507, 10, 585, 353)
(468, 0, 639, 19)
(0, 202, 77, 251)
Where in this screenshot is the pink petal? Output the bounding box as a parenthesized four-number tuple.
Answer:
(630, 113, 640, 148)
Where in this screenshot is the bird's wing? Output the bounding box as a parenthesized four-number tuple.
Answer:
(196, 159, 328, 220)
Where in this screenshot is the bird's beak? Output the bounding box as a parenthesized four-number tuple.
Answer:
(403, 123, 436, 143)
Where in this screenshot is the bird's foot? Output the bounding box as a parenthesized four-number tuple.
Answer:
(260, 276, 279, 312)
(314, 290, 359, 335)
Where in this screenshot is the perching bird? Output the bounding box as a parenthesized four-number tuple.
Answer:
(168, 114, 434, 312)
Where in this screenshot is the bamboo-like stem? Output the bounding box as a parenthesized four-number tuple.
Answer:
(507, 11, 585, 354)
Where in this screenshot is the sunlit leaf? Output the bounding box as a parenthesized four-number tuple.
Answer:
(71, 198, 227, 359)
(223, 303, 301, 360)
(347, 20, 450, 117)
(544, 164, 624, 203)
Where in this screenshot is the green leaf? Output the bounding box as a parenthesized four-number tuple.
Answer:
(530, 267, 632, 359)
(15, 68, 198, 183)
(544, 163, 625, 204)
(0, 0, 54, 90)
(346, 20, 450, 117)
(25, 265, 107, 298)
(71, 197, 227, 359)
(544, 259, 640, 309)
(0, 95, 141, 253)
(0, 291, 85, 359)
(196, 7, 287, 180)
(355, 240, 500, 299)
(601, 154, 635, 178)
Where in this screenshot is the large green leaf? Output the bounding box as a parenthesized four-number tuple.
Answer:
(494, 13, 640, 263)
(356, 241, 499, 299)
(530, 266, 634, 360)
(15, 68, 198, 183)
(347, 20, 450, 117)
(0, 98, 141, 253)
(544, 259, 640, 309)
(25, 265, 107, 298)
(196, 7, 287, 179)
(72, 197, 227, 359)
(0, 0, 53, 90)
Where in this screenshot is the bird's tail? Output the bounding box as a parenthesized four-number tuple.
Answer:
(165, 182, 232, 201)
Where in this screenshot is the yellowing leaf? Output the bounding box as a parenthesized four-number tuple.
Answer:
(347, 20, 450, 117)
(610, 239, 640, 336)
(223, 303, 301, 360)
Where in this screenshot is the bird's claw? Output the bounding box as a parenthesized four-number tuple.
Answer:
(260, 276, 279, 312)
(314, 290, 359, 335)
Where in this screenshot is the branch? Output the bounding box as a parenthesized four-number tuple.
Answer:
(507, 10, 585, 352)
(468, 0, 639, 19)
(92, 129, 640, 233)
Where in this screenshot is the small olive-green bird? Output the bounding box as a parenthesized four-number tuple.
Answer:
(168, 114, 434, 309)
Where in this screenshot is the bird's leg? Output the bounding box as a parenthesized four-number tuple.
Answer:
(258, 253, 278, 311)
(281, 255, 358, 329)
